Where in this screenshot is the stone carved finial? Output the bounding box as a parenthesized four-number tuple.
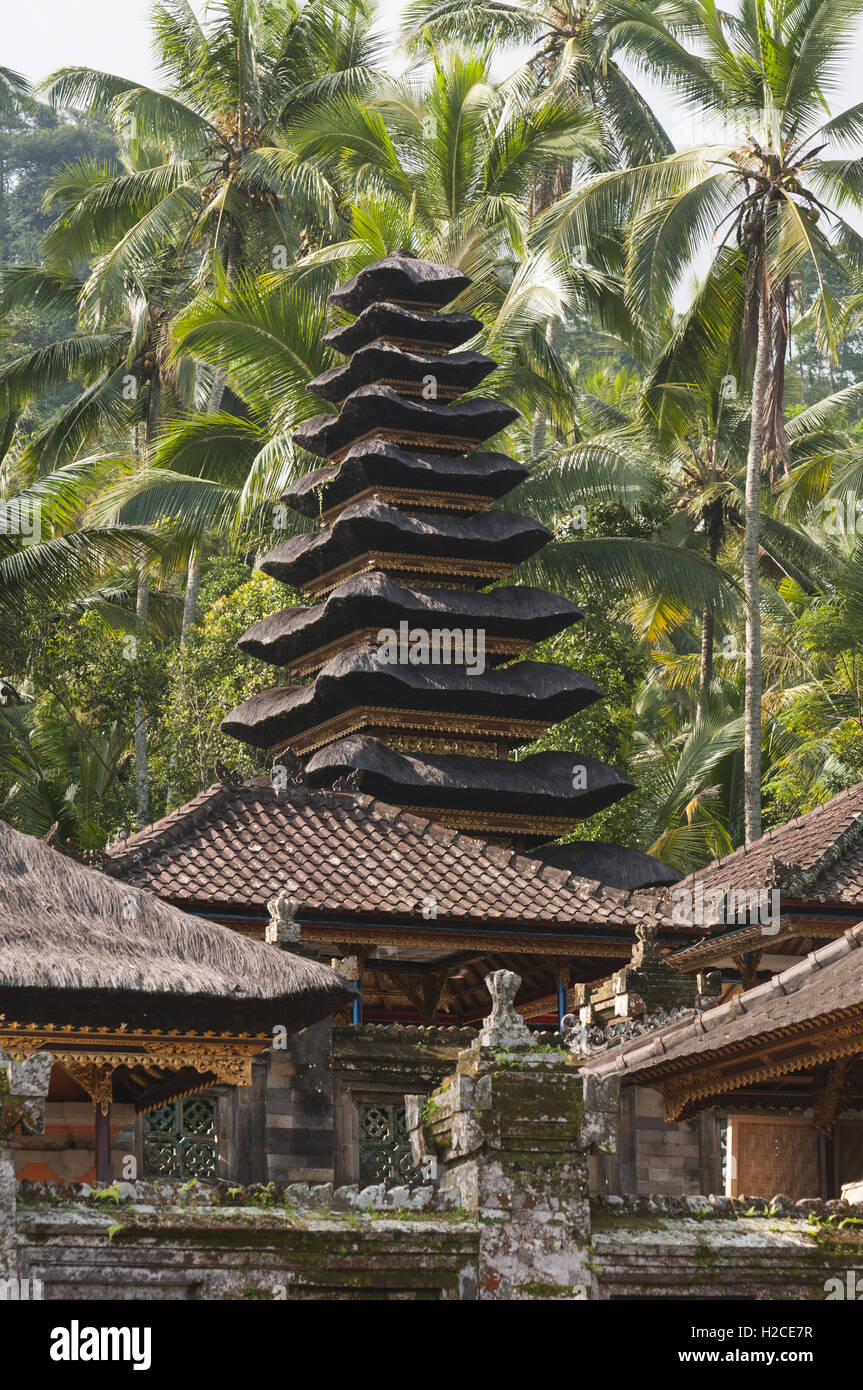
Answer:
(478, 970, 534, 1050)
(271, 751, 306, 797)
(266, 888, 301, 947)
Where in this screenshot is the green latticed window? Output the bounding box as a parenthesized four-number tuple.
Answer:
(143, 1096, 218, 1180)
(358, 1101, 426, 1185)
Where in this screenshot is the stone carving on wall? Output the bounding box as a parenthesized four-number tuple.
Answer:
(266, 888, 301, 946)
(561, 1006, 696, 1060)
(562, 921, 722, 1061)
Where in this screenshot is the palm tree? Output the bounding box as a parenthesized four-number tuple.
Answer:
(286, 45, 600, 251)
(87, 45, 604, 559)
(642, 372, 849, 720)
(0, 692, 132, 850)
(286, 41, 624, 446)
(0, 244, 191, 828)
(538, 0, 863, 841)
(399, 0, 678, 451)
(39, 0, 382, 639)
(400, 0, 674, 166)
(632, 693, 744, 871)
(0, 66, 29, 117)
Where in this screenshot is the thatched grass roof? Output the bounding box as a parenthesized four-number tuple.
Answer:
(0, 819, 353, 1032)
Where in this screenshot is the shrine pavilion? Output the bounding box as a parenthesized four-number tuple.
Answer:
(0, 818, 352, 1186)
(583, 924, 863, 1200)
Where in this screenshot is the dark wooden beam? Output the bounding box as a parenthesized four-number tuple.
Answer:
(94, 1105, 113, 1185)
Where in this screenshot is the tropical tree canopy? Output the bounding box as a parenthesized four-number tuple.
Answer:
(1, 0, 863, 873)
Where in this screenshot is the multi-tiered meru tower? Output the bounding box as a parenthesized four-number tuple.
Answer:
(222, 251, 638, 853)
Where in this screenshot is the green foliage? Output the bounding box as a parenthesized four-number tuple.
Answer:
(91, 1184, 122, 1205)
(0, 108, 116, 266)
(525, 614, 653, 849)
(2, 0, 863, 878)
(152, 567, 299, 811)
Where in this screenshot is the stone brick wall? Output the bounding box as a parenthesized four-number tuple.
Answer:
(224, 1022, 475, 1189)
(10, 1175, 863, 1301)
(592, 1085, 721, 1198)
(5, 1037, 863, 1301)
(15, 1199, 477, 1300)
(835, 1117, 863, 1192)
(592, 1194, 863, 1300)
(330, 1023, 473, 1185)
(264, 1021, 336, 1184)
(629, 1087, 707, 1194)
(182, 1024, 338, 1188)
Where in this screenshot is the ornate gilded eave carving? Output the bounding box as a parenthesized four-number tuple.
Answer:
(670, 918, 840, 970)
(0, 1023, 269, 1107)
(645, 1007, 863, 1120)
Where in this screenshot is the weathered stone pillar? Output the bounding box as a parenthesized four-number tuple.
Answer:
(266, 1019, 336, 1183)
(0, 1148, 14, 1286)
(0, 1051, 52, 1285)
(406, 971, 618, 1300)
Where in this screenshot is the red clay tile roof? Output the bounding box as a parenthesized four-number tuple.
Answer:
(673, 781, 863, 903)
(103, 777, 674, 933)
(102, 778, 863, 941)
(585, 922, 863, 1080)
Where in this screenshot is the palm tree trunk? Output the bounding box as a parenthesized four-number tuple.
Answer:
(180, 549, 201, 647)
(697, 607, 714, 723)
(531, 405, 548, 456)
(180, 220, 242, 648)
(697, 509, 721, 722)
(133, 572, 149, 827)
(133, 362, 161, 825)
(743, 288, 769, 844)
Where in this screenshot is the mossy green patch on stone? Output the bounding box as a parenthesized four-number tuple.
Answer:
(519, 1280, 580, 1297)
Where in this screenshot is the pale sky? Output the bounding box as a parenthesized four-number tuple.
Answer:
(7, 0, 862, 136)
(6, 0, 863, 302)
(4, 0, 407, 86)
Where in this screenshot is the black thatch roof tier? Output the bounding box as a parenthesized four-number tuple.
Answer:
(307, 342, 495, 404)
(236, 572, 582, 672)
(527, 841, 681, 889)
(259, 500, 550, 592)
(0, 819, 354, 1034)
(328, 250, 470, 314)
(282, 444, 526, 519)
(221, 650, 602, 751)
(293, 387, 518, 460)
(303, 736, 634, 823)
(224, 252, 640, 850)
(323, 302, 482, 356)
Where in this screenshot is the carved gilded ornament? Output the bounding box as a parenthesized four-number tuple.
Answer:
(655, 1011, 863, 1120)
(0, 1024, 268, 1105)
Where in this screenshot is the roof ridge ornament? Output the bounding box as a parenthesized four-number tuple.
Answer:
(266, 888, 301, 948)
